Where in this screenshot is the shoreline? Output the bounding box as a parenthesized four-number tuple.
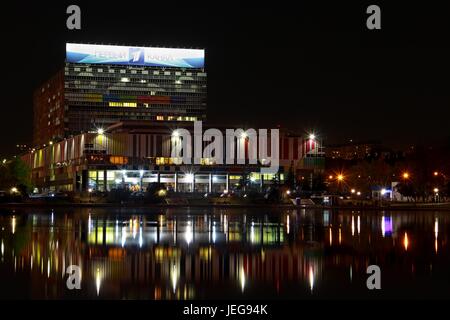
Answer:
(1, 202, 450, 211)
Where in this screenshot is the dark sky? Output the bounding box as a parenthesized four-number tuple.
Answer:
(1, 1, 450, 156)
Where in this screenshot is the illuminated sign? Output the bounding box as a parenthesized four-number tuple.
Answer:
(66, 43, 204, 68)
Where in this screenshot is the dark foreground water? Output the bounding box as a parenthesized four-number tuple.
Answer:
(0, 207, 449, 299)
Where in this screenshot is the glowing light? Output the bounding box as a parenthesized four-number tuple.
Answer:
(171, 263, 178, 293)
(357, 216, 361, 235)
(250, 176, 256, 182)
(97, 128, 104, 135)
(329, 227, 332, 246)
(402, 172, 409, 179)
(286, 215, 290, 234)
(10, 187, 18, 194)
(309, 134, 315, 140)
(240, 132, 248, 139)
(433, 188, 439, 193)
(435, 218, 439, 254)
(435, 218, 439, 238)
(185, 173, 194, 183)
(286, 190, 291, 195)
(337, 174, 344, 181)
(403, 232, 409, 251)
(328, 175, 333, 179)
(158, 189, 167, 197)
(172, 130, 179, 137)
(224, 215, 228, 241)
(239, 266, 246, 292)
(309, 266, 314, 292)
(88, 188, 93, 193)
(351, 189, 356, 194)
(88, 214, 92, 234)
(434, 171, 439, 176)
(356, 191, 361, 196)
(96, 268, 101, 296)
(139, 170, 144, 178)
(351, 216, 355, 236)
(381, 188, 386, 195)
(139, 226, 143, 248)
(120, 77, 130, 82)
(185, 221, 193, 245)
(11, 216, 16, 234)
(250, 223, 255, 243)
(47, 259, 50, 278)
(212, 225, 216, 243)
(381, 216, 385, 237)
(1, 240, 4, 256)
(121, 226, 127, 247)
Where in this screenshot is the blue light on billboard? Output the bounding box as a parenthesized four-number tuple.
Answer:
(66, 43, 204, 68)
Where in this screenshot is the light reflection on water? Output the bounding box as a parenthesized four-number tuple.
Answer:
(0, 207, 449, 299)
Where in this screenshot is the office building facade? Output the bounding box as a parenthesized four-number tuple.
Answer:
(33, 43, 206, 146)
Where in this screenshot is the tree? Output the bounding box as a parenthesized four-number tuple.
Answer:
(0, 158, 31, 193)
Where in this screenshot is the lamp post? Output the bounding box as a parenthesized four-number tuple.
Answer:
(434, 188, 439, 203)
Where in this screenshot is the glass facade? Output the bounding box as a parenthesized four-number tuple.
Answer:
(64, 63, 207, 135)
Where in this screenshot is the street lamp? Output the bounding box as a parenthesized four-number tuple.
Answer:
(434, 188, 440, 203)
(337, 174, 344, 182)
(97, 128, 104, 135)
(402, 172, 409, 180)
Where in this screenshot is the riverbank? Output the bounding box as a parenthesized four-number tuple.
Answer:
(1, 201, 450, 211)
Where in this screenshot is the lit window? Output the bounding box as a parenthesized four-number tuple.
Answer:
(108, 102, 137, 108)
(156, 116, 164, 121)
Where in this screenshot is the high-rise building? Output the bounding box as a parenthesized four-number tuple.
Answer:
(33, 43, 206, 146)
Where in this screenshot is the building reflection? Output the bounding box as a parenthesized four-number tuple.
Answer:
(0, 208, 449, 299)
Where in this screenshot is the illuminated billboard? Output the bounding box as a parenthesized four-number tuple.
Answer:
(66, 43, 204, 68)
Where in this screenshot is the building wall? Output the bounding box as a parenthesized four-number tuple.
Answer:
(22, 130, 324, 192)
(64, 62, 207, 135)
(33, 70, 65, 146)
(33, 47, 207, 148)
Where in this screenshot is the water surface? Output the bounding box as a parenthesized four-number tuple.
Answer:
(0, 207, 449, 299)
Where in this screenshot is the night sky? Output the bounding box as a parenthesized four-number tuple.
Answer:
(1, 1, 450, 156)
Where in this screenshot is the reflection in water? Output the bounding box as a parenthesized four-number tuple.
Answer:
(404, 232, 409, 251)
(11, 216, 16, 235)
(308, 266, 314, 292)
(0, 207, 450, 299)
(96, 268, 101, 296)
